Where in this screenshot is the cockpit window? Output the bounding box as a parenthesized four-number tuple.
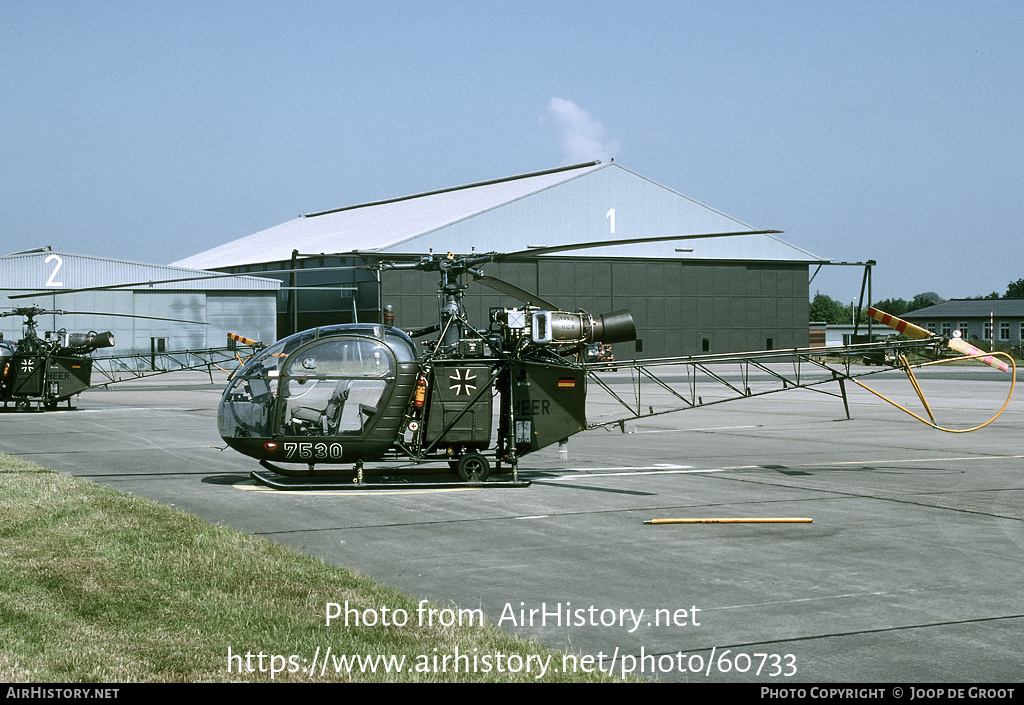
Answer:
(283, 339, 393, 378)
(279, 338, 394, 436)
(221, 329, 405, 440)
(237, 330, 318, 378)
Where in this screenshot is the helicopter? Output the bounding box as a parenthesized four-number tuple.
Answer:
(218, 249, 642, 487)
(213, 245, 1017, 490)
(0, 306, 221, 411)
(0, 307, 116, 410)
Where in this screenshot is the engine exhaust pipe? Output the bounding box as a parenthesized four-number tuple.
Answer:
(591, 310, 636, 344)
(66, 331, 115, 350)
(531, 309, 636, 345)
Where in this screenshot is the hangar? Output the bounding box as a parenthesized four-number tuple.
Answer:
(172, 161, 825, 359)
(1, 248, 279, 368)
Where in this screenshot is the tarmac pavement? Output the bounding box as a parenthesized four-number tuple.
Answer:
(2, 366, 1021, 682)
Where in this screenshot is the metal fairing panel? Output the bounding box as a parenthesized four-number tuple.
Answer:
(423, 363, 493, 447)
(9, 357, 45, 396)
(511, 361, 586, 454)
(46, 357, 92, 400)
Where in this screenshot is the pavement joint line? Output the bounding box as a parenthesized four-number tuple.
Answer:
(521, 467, 708, 478)
(251, 497, 843, 534)
(712, 471, 1024, 522)
(628, 425, 759, 433)
(680, 613, 1024, 653)
(712, 585, 961, 612)
(718, 454, 1024, 471)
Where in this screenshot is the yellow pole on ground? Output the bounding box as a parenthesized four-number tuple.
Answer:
(644, 517, 812, 525)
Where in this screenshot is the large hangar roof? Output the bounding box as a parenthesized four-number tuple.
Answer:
(172, 162, 824, 269)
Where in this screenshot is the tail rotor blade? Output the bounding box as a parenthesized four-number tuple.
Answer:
(867, 306, 1010, 372)
(945, 337, 1011, 373)
(227, 332, 261, 347)
(866, 306, 931, 339)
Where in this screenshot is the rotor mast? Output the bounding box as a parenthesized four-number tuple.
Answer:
(382, 251, 500, 349)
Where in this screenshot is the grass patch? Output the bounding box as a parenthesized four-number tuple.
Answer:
(0, 455, 617, 682)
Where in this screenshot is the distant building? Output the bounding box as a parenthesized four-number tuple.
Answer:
(173, 161, 827, 359)
(902, 299, 1024, 348)
(810, 323, 895, 348)
(809, 322, 826, 348)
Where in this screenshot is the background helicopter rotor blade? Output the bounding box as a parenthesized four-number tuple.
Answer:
(472, 275, 560, 310)
(496, 230, 783, 260)
(57, 310, 211, 325)
(867, 306, 1010, 372)
(1, 307, 209, 325)
(7, 265, 372, 300)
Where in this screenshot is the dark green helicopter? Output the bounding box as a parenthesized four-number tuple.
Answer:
(1, 305, 219, 411)
(0, 307, 116, 410)
(218, 249, 639, 488)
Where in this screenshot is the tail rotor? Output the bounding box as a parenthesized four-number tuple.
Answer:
(862, 307, 1014, 432)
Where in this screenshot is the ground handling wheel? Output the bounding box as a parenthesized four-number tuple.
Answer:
(456, 452, 491, 483)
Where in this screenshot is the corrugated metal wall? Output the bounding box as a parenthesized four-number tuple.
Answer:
(378, 257, 809, 360)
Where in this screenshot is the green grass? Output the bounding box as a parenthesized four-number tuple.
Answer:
(0, 455, 617, 682)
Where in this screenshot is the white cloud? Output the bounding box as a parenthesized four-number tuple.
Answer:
(543, 97, 620, 164)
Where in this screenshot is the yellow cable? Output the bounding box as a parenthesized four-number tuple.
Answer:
(851, 352, 1016, 433)
(897, 353, 936, 422)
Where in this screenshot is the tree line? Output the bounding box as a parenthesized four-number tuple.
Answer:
(810, 278, 1024, 325)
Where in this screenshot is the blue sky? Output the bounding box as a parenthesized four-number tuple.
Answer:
(2, 1, 1021, 302)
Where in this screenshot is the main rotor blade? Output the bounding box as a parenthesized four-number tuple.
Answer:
(473, 275, 560, 310)
(7, 265, 371, 300)
(58, 310, 210, 325)
(497, 230, 783, 259)
(9, 231, 780, 301)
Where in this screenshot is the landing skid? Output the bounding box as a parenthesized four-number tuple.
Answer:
(251, 462, 531, 491)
